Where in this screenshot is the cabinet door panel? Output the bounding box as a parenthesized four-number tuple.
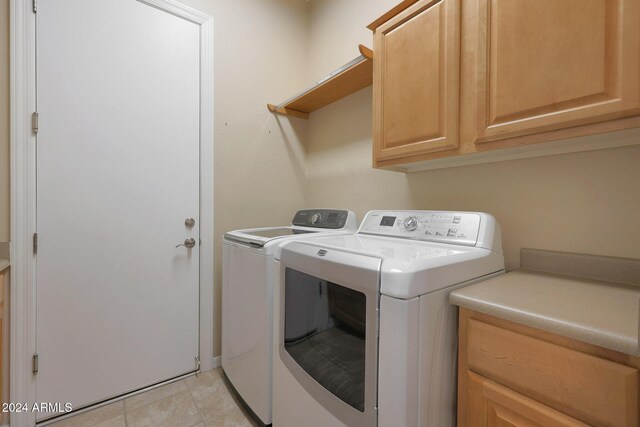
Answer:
(466, 0, 640, 144)
(467, 372, 590, 427)
(373, 0, 460, 164)
(0, 270, 4, 407)
(466, 318, 639, 427)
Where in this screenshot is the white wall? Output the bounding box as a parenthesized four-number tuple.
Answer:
(173, 0, 311, 356)
(304, 0, 640, 271)
(306, 0, 384, 80)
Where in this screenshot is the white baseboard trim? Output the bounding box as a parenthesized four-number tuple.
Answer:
(212, 356, 222, 369)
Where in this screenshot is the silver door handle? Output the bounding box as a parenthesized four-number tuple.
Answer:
(176, 238, 196, 249)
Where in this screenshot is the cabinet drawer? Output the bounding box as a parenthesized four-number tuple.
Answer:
(467, 371, 589, 427)
(466, 318, 638, 427)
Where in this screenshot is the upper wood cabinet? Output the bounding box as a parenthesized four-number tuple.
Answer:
(370, 0, 640, 171)
(372, 0, 460, 166)
(464, 0, 640, 145)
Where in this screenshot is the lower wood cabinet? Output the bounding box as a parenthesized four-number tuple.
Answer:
(466, 371, 588, 427)
(0, 270, 5, 407)
(458, 309, 640, 427)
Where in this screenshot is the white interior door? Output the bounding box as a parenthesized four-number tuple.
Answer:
(35, 0, 201, 419)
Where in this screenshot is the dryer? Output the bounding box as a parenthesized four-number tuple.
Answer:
(222, 209, 357, 424)
(273, 210, 505, 427)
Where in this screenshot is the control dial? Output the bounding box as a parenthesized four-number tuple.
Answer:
(403, 216, 419, 231)
(310, 213, 322, 225)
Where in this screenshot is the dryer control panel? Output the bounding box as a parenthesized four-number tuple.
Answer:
(292, 209, 352, 229)
(359, 210, 495, 248)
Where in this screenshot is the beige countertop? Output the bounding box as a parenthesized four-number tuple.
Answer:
(0, 260, 8, 273)
(450, 269, 640, 357)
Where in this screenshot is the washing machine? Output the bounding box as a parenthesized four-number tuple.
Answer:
(273, 210, 505, 427)
(221, 209, 357, 425)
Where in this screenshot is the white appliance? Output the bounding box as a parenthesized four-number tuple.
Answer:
(273, 210, 505, 427)
(222, 209, 357, 424)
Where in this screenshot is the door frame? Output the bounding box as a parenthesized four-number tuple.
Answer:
(9, 1, 214, 425)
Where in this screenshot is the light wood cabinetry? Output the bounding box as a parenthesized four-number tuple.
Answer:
(370, 0, 640, 170)
(0, 270, 5, 407)
(373, 0, 460, 165)
(466, 371, 589, 427)
(458, 309, 640, 427)
(462, 0, 640, 145)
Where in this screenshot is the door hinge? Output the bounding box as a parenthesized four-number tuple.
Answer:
(195, 355, 200, 371)
(32, 112, 39, 134)
(33, 233, 38, 254)
(32, 354, 39, 374)
(33, 0, 38, 13)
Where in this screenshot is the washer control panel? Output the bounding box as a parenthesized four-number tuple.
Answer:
(359, 211, 482, 246)
(292, 209, 351, 229)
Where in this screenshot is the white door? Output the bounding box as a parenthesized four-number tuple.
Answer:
(35, 0, 201, 419)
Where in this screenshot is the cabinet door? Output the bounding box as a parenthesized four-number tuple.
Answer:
(0, 271, 4, 406)
(463, 0, 640, 145)
(373, 0, 460, 165)
(465, 371, 589, 427)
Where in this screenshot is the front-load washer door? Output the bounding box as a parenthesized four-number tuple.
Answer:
(279, 242, 381, 427)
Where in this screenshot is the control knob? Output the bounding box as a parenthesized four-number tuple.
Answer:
(403, 216, 419, 231)
(310, 213, 322, 225)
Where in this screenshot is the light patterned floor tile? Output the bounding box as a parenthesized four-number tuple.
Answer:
(124, 379, 188, 411)
(48, 402, 124, 427)
(93, 414, 126, 427)
(43, 369, 257, 427)
(126, 390, 202, 427)
(184, 369, 238, 420)
(204, 405, 256, 427)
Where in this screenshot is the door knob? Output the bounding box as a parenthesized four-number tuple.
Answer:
(176, 238, 196, 249)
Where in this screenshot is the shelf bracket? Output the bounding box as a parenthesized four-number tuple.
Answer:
(358, 44, 374, 61)
(267, 104, 309, 120)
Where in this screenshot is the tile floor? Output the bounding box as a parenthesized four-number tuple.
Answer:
(48, 368, 261, 427)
